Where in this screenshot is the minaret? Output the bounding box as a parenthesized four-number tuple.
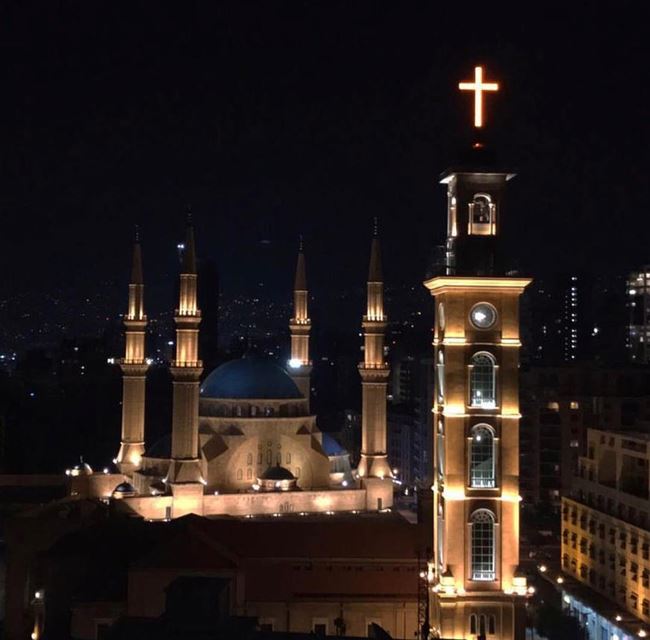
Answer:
(426, 66, 529, 640)
(288, 237, 312, 408)
(116, 229, 149, 475)
(166, 219, 204, 514)
(357, 220, 393, 496)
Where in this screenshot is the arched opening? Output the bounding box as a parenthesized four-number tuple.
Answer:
(436, 350, 445, 403)
(471, 509, 496, 581)
(468, 193, 496, 236)
(470, 425, 496, 488)
(469, 352, 496, 408)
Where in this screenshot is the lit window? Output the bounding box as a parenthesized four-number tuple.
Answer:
(470, 425, 496, 488)
(469, 352, 496, 407)
(570, 401, 579, 410)
(471, 510, 496, 580)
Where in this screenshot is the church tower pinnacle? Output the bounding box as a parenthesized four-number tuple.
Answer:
(116, 228, 149, 474)
(165, 217, 204, 515)
(357, 220, 393, 498)
(288, 236, 312, 408)
(426, 66, 530, 640)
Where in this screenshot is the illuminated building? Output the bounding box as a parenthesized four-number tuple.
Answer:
(519, 365, 650, 509)
(627, 268, 650, 363)
(69, 222, 393, 521)
(425, 66, 529, 639)
(561, 427, 650, 639)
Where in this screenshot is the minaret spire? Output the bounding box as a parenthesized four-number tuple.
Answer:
(166, 216, 204, 516)
(357, 221, 393, 507)
(115, 229, 149, 475)
(288, 235, 312, 408)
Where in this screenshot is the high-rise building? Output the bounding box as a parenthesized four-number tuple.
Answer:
(561, 427, 650, 638)
(627, 268, 650, 364)
(426, 66, 529, 640)
(520, 365, 650, 509)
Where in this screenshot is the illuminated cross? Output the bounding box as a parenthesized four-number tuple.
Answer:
(458, 65, 499, 128)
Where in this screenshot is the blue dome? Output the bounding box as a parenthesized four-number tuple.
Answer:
(200, 355, 303, 400)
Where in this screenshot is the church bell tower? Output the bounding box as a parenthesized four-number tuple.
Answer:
(425, 66, 530, 640)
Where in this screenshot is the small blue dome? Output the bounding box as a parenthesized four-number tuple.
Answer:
(201, 355, 302, 400)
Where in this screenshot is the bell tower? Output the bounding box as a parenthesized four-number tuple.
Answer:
(425, 66, 530, 640)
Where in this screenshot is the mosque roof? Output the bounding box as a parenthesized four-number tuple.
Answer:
(113, 481, 136, 494)
(321, 433, 348, 457)
(259, 465, 295, 481)
(200, 355, 302, 400)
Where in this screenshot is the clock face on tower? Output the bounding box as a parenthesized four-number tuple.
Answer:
(470, 302, 497, 329)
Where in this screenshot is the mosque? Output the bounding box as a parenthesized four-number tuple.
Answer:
(70, 224, 395, 520)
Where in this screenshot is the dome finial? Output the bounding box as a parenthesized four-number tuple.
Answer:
(373, 216, 379, 238)
(299, 233, 304, 252)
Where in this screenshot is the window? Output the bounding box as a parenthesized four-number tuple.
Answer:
(286, 452, 291, 465)
(247, 468, 252, 480)
(436, 350, 445, 403)
(470, 425, 496, 488)
(469, 353, 496, 407)
(469, 614, 495, 637)
(237, 468, 243, 480)
(468, 193, 496, 235)
(471, 510, 495, 581)
(436, 417, 445, 475)
(247, 453, 253, 465)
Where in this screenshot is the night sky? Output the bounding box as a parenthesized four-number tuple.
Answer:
(0, 2, 648, 313)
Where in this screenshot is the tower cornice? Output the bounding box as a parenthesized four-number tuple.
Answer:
(424, 276, 532, 293)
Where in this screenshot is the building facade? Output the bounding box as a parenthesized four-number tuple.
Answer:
(561, 427, 650, 639)
(627, 268, 650, 364)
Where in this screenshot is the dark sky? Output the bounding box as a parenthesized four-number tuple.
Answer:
(0, 2, 648, 308)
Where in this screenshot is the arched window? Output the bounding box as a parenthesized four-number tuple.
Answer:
(471, 510, 496, 581)
(470, 425, 496, 488)
(436, 350, 445, 403)
(469, 614, 477, 635)
(247, 468, 252, 480)
(286, 452, 292, 465)
(469, 353, 496, 407)
(247, 453, 253, 466)
(237, 468, 243, 481)
(436, 418, 445, 475)
(468, 193, 496, 236)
